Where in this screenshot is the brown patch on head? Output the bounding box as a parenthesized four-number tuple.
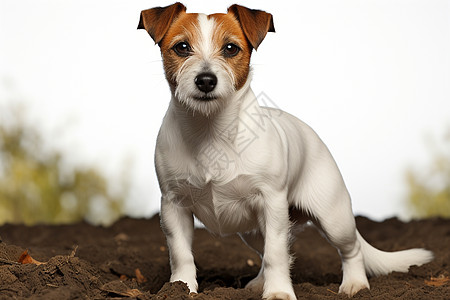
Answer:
(158, 12, 200, 90)
(209, 13, 252, 91)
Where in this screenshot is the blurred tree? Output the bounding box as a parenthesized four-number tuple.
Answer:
(0, 106, 126, 225)
(406, 131, 450, 218)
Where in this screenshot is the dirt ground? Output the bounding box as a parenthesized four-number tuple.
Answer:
(0, 215, 448, 299)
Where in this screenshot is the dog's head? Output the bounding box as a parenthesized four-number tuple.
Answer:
(138, 3, 274, 115)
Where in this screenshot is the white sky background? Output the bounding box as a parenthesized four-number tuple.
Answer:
(0, 0, 449, 222)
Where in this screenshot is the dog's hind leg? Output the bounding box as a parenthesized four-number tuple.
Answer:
(306, 188, 369, 297)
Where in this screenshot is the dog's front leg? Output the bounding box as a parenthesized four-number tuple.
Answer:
(160, 196, 198, 293)
(260, 188, 297, 300)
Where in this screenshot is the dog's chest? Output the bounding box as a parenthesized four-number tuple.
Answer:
(172, 175, 262, 234)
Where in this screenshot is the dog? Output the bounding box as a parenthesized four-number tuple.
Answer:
(138, 3, 433, 299)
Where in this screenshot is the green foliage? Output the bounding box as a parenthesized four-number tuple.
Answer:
(406, 132, 450, 218)
(0, 107, 126, 225)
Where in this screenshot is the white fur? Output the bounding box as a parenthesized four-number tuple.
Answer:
(154, 13, 433, 300)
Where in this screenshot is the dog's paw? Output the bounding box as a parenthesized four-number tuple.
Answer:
(264, 291, 297, 300)
(338, 278, 369, 297)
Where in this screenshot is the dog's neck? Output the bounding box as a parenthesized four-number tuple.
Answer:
(168, 78, 256, 152)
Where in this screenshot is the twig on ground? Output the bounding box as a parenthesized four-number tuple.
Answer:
(70, 245, 79, 258)
(327, 288, 338, 295)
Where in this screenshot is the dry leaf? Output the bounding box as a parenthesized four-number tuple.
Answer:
(18, 250, 45, 265)
(124, 289, 143, 297)
(119, 274, 128, 281)
(101, 280, 144, 297)
(425, 274, 450, 287)
(135, 268, 147, 283)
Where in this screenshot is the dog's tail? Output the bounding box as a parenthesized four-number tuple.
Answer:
(357, 230, 433, 277)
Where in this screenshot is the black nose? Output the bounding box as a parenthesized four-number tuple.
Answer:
(195, 73, 217, 93)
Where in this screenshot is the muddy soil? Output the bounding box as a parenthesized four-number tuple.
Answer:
(0, 215, 448, 299)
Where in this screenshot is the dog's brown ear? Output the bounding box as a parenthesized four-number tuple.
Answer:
(138, 2, 186, 44)
(227, 4, 275, 50)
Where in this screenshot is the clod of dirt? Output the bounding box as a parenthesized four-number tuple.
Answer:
(0, 242, 25, 264)
(154, 281, 190, 300)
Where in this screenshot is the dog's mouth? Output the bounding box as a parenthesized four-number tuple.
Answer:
(193, 95, 218, 101)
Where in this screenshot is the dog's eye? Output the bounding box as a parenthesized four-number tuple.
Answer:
(223, 43, 240, 58)
(173, 42, 191, 57)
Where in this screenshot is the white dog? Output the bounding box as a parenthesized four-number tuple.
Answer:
(138, 3, 433, 299)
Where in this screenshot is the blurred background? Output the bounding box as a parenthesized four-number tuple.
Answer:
(0, 0, 449, 225)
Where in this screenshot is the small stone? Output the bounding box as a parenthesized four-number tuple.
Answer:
(246, 259, 255, 267)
